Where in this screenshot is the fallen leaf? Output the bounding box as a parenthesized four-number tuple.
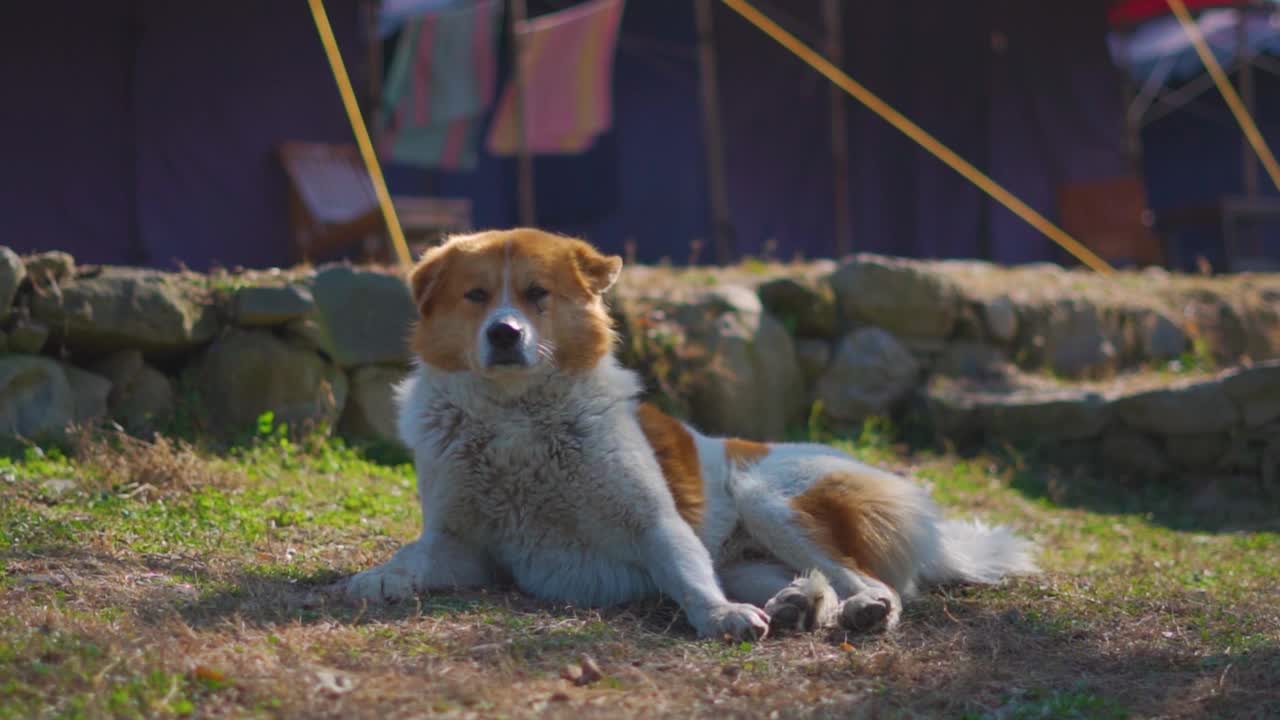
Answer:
(193, 666, 225, 683)
(550, 691, 571, 702)
(839, 642, 855, 653)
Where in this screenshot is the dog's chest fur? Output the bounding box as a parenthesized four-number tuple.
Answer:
(428, 398, 591, 540)
(401, 362, 661, 607)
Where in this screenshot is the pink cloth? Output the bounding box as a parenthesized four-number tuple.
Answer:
(486, 0, 625, 156)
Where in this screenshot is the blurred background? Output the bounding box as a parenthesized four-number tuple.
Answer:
(3, 0, 1280, 273)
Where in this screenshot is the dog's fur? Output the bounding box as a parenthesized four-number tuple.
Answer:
(345, 228, 1038, 639)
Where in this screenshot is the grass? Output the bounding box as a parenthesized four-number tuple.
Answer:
(1, 421, 1277, 719)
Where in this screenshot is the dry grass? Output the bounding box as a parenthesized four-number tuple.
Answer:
(1, 429, 1277, 719)
(67, 429, 241, 501)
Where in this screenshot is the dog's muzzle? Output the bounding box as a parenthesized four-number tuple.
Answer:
(484, 317, 529, 367)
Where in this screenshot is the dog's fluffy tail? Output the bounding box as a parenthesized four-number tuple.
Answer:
(921, 519, 1039, 586)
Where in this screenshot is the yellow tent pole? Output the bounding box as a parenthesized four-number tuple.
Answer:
(1166, 0, 1280, 192)
(719, 0, 1116, 274)
(307, 0, 413, 268)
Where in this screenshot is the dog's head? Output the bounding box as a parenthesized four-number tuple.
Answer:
(406, 228, 622, 378)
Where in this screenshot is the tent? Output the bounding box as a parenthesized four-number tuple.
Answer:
(396, 0, 1133, 267)
(1110, 0, 1280, 270)
(0, 1, 366, 270)
(4, 0, 1267, 271)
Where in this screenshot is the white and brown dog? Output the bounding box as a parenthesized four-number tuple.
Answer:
(345, 228, 1037, 640)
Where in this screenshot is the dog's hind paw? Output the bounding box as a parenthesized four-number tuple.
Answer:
(838, 589, 900, 634)
(764, 570, 838, 633)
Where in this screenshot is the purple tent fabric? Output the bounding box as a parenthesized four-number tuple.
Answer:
(714, 0, 1127, 263)
(442, 0, 1129, 266)
(0, 0, 364, 270)
(985, 0, 1130, 264)
(132, 0, 363, 270)
(0, 4, 138, 265)
(1, 0, 1130, 269)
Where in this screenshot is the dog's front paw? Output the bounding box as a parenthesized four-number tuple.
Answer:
(700, 602, 771, 641)
(344, 564, 417, 604)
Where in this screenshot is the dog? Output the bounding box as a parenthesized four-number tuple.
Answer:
(344, 228, 1038, 639)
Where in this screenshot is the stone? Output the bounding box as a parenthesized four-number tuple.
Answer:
(794, 339, 832, 385)
(283, 315, 327, 353)
(90, 349, 146, 390)
(29, 268, 218, 353)
(1163, 432, 1228, 468)
(1263, 435, 1280, 492)
(186, 329, 348, 436)
(829, 254, 961, 339)
(981, 295, 1018, 344)
(309, 266, 416, 368)
(1100, 429, 1171, 478)
(933, 342, 1013, 382)
(0, 355, 74, 439)
(339, 365, 408, 444)
(233, 284, 315, 327)
(1114, 380, 1240, 436)
(1221, 360, 1280, 427)
(23, 251, 75, 287)
(921, 380, 982, 445)
(61, 365, 111, 426)
(0, 246, 24, 323)
(93, 350, 176, 434)
(1041, 299, 1117, 378)
(1240, 289, 1280, 361)
(112, 365, 175, 434)
(672, 288, 805, 440)
(756, 275, 838, 339)
(900, 336, 948, 358)
(984, 392, 1110, 441)
(1182, 296, 1248, 363)
(1138, 310, 1188, 361)
(926, 379, 1110, 446)
(817, 328, 920, 426)
(7, 316, 48, 354)
(1215, 430, 1264, 473)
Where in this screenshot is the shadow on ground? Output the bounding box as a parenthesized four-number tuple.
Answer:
(5, 544, 1278, 718)
(1002, 455, 1280, 534)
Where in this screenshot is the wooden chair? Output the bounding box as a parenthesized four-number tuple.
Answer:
(1057, 175, 1166, 268)
(278, 141, 473, 264)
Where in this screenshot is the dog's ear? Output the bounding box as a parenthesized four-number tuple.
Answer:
(572, 241, 623, 295)
(407, 243, 453, 318)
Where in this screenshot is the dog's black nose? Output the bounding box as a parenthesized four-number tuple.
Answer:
(486, 320, 523, 350)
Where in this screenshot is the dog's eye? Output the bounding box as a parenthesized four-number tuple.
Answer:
(524, 285, 549, 303)
(464, 288, 489, 303)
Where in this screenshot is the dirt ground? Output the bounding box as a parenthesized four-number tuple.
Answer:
(1, 429, 1277, 719)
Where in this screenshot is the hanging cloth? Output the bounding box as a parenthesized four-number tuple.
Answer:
(486, 0, 626, 156)
(378, 0, 502, 170)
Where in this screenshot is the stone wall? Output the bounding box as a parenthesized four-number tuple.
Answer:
(2, 245, 1278, 484)
(608, 256, 1279, 484)
(0, 246, 414, 446)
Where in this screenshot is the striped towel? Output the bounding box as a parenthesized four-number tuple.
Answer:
(378, 0, 501, 171)
(486, 0, 626, 156)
